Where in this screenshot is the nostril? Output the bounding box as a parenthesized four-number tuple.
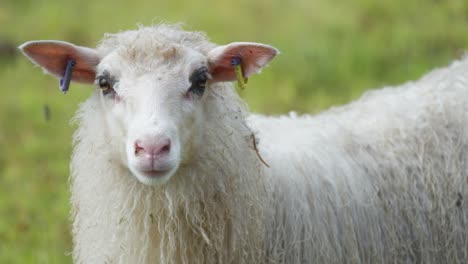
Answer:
(134, 140, 145, 156)
(160, 141, 171, 154)
(157, 139, 171, 156)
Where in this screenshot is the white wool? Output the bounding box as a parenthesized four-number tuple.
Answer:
(70, 24, 468, 263)
(71, 84, 266, 263)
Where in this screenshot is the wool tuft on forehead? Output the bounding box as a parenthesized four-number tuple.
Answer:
(96, 24, 216, 62)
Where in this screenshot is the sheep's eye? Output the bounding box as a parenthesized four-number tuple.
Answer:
(188, 67, 210, 97)
(96, 76, 114, 95)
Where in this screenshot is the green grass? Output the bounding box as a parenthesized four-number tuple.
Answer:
(1, 0, 468, 262)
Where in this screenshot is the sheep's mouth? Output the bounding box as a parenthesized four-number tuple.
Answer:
(130, 165, 179, 186)
(127, 153, 181, 185)
(140, 169, 171, 178)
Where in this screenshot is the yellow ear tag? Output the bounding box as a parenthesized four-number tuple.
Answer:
(231, 57, 248, 90)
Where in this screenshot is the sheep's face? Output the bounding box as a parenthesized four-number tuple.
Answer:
(19, 27, 278, 185)
(96, 48, 209, 185)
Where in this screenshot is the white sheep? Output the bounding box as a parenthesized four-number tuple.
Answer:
(20, 24, 468, 263)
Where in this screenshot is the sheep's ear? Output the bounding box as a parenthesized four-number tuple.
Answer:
(19, 40, 99, 84)
(207, 42, 279, 82)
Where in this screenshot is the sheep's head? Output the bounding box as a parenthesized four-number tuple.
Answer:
(19, 27, 278, 185)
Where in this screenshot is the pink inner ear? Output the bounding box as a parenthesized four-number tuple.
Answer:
(20, 41, 99, 84)
(208, 42, 279, 82)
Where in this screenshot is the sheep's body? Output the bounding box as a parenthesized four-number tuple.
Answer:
(34, 25, 465, 263)
(254, 60, 468, 263)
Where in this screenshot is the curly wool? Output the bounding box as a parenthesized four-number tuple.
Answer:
(70, 24, 468, 263)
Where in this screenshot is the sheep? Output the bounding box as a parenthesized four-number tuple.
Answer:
(19, 24, 468, 263)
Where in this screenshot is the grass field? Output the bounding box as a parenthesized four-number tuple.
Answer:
(1, 0, 468, 262)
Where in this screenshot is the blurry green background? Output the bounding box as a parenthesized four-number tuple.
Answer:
(1, 0, 468, 262)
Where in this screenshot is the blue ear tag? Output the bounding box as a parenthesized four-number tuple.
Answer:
(231, 57, 248, 90)
(59, 59, 76, 94)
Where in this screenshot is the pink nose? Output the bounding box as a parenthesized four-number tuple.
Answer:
(134, 138, 171, 158)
